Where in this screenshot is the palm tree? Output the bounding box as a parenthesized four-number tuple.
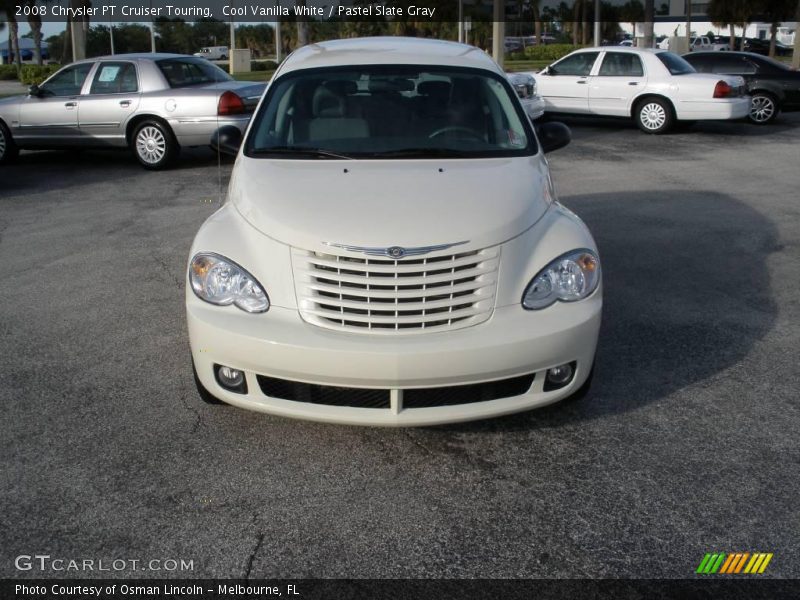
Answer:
(643, 0, 654, 48)
(792, 0, 800, 69)
(25, 0, 43, 65)
(295, 0, 309, 47)
(531, 0, 542, 46)
(619, 0, 644, 40)
(708, 0, 754, 51)
(1, 0, 21, 69)
(758, 0, 796, 57)
(581, 0, 590, 45)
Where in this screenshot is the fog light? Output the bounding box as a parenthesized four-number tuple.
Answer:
(544, 362, 576, 391)
(215, 364, 247, 394)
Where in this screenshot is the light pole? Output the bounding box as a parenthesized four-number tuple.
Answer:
(275, 0, 282, 63)
(593, 0, 601, 46)
(229, 0, 235, 74)
(147, 0, 156, 52)
(492, 0, 504, 67)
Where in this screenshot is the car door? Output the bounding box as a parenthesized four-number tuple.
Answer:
(78, 61, 142, 146)
(589, 52, 647, 116)
(17, 62, 94, 145)
(538, 51, 601, 113)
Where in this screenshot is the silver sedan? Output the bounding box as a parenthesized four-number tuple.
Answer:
(0, 53, 266, 169)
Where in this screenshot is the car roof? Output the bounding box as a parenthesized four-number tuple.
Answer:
(279, 37, 503, 75)
(685, 51, 766, 59)
(72, 53, 195, 63)
(572, 46, 665, 55)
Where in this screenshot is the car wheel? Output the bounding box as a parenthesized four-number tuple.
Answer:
(132, 120, 177, 170)
(635, 98, 673, 134)
(0, 120, 19, 165)
(192, 360, 227, 405)
(220, 55, 228, 61)
(749, 92, 778, 124)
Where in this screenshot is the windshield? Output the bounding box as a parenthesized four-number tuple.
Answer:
(656, 52, 696, 75)
(245, 65, 536, 159)
(156, 58, 232, 87)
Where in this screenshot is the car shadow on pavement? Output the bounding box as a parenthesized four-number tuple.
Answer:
(0, 148, 228, 197)
(442, 190, 781, 433)
(549, 112, 800, 140)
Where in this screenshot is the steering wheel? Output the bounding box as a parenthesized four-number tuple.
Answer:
(428, 126, 484, 141)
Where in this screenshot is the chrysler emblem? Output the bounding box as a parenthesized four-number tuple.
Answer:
(323, 240, 470, 258)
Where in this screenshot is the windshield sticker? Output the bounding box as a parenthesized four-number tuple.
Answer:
(507, 129, 525, 147)
(98, 66, 120, 82)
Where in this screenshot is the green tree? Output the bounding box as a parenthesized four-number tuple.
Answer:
(619, 0, 644, 39)
(643, 0, 654, 47)
(707, 0, 754, 51)
(757, 0, 796, 56)
(24, 0, 45, 64)
(792, 0, 800, 69)
(1, 0, 21, 70)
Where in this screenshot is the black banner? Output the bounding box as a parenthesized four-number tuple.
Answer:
(13, 1, 488, 23)
(3, 579, 800, 600)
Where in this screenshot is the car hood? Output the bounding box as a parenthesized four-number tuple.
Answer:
(0, 94, 24, 106)
(230, 155, 554, 254)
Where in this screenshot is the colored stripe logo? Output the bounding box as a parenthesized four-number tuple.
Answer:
(696, 552, 773, 574)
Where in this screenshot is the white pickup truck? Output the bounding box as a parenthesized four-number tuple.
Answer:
(690, 36, 730, 52)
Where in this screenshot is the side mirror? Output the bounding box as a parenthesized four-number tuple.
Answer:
(28, 84, 42, 97)
(537, 121, 571, 154)
(211, 125, 242, 156)
(540, 67, 550, 75)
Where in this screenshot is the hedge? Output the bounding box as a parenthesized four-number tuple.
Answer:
(19, 64, 61, 86)
(521, 44, 585, 61)
(0, 65, 19, 80)
(251, 60, 278, 71)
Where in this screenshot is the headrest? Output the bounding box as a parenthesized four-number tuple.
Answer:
(312, 85, 345, 118)
(322, 80, 358, 96)
(368, 78, 415, 93)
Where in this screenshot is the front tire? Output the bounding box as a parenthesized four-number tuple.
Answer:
(0, 120, 19, 165)
(132, 120, 177, 169)
(634, 98, 674, 134)
(749, 92, 779, 124)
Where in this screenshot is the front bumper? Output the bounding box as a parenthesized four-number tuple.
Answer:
(522, 96, 547, 121)
(187, 292, 602, 426)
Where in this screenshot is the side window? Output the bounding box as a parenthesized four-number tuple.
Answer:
(90, 62, 138, 94)
(711, 55, 753, 75)
(40, 63, 94, 97)
(598, 53, 644, 77)
(689, 55, 713, 73)
(736, 58, 758, 75)
(550, 52, 600, 77)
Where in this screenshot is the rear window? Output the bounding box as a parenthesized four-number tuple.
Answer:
(156, 58, 232, 88)
(656, 52, 696, 75)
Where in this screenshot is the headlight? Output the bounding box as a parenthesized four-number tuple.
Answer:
(522, 249, 600, 310)
(189, 253, 269, 313)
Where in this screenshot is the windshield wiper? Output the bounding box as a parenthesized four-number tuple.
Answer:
(366, 148, 474, 158)
(251, 146, 355, 160)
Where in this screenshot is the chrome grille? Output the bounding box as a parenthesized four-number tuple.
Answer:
(292, 246, 500, 334)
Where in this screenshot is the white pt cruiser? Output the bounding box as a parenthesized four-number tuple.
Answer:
(186, 37, 602, 426)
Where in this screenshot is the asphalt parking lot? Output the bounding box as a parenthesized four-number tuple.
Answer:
(1, 114, 799, 580)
